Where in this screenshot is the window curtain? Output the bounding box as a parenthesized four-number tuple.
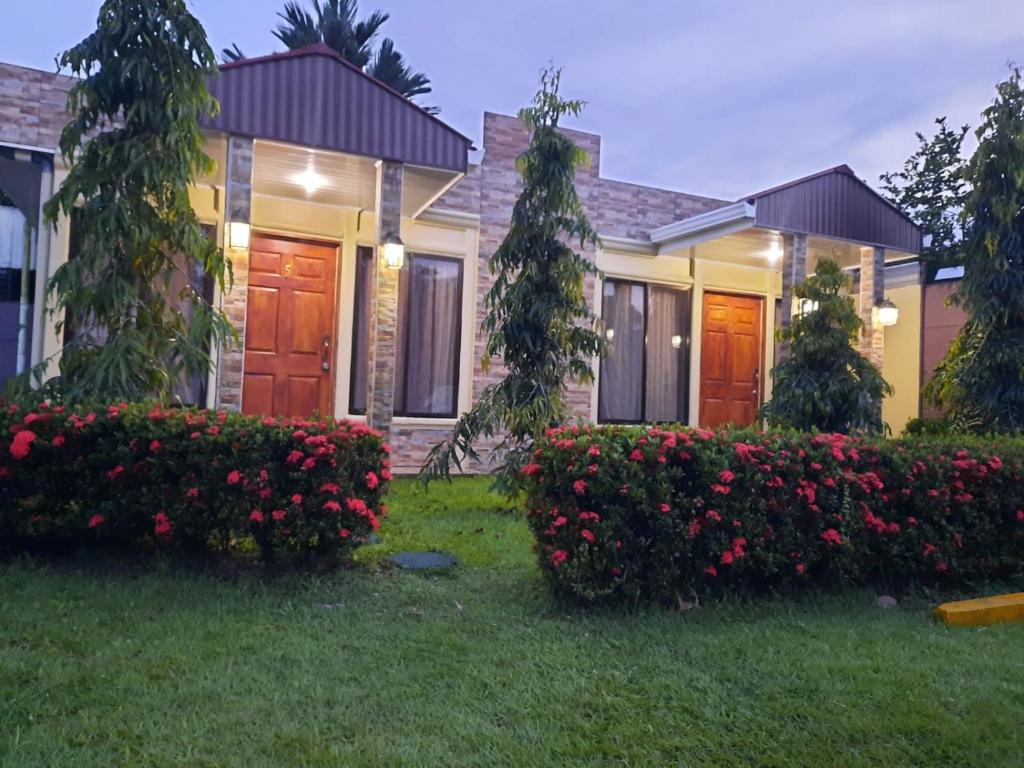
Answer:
(599, 279, 690, 423)
(644, 285, 689, 422)
(349, 246, 374, 413)
(598, 281, 645, 421)
(395, 256, 462, 417)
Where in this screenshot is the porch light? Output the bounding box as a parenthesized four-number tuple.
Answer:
(294, 165, 325, 196)
(227, 221, 250, 250)
(671, 334, 683, 349)
(799, 298, 819, 315)
(876, 298, 899, 327)
(380, 232, 405, 270)
(605, 328, 615, 341)
(766, 240, 783, 264)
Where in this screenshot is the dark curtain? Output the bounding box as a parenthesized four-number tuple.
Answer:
(395, 255, 461, 417)
(598, 280, 644, 421)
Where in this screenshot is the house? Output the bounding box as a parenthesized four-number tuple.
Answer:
(0, 45, 924, 471)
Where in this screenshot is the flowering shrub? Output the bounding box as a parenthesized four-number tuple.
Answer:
(0, 402, 390, 563)
(523, 425, 1024, 602)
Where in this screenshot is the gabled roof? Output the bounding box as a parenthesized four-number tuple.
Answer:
(202, 44, 473, 173)
(743, 165, 921, 254)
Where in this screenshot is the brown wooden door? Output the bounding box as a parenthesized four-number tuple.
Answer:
(242, 234, 339, 418)
(699, 291, 764, 428)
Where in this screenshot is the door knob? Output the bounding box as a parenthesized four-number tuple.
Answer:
(321, 334, 331, 372)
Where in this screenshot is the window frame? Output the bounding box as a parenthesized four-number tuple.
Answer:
(597, 277, 691, 425)
(349, 249, 465, 420)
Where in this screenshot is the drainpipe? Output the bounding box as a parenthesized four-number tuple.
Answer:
(16, 216, 32, 375)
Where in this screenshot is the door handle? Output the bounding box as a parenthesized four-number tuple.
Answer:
(321, 334, 331, 372)
(752, 367, 760, 397)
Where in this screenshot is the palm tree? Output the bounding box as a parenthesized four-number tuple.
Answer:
(221, 0, 433, 108)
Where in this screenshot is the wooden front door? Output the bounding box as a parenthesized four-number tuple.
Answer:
(242, 234, 339, 418)
(699, 291, 764, 428)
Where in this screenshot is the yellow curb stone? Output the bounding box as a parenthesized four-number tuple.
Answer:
(935, 593, 1024, 627)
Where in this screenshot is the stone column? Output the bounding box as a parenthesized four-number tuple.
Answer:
(366, 160, 404, 434)
(778, 232, 807, 361)
(216, 135, 253, 411)
(859, 246, 885, 369)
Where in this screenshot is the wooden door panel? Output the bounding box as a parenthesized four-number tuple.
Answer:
(242, 235, 338, 419)
(699, 292, 764, 428)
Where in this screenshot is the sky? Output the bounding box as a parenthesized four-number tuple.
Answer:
(3, 0, 1023, 201)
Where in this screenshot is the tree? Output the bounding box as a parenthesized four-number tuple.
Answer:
(222, 0, 433, 109)
(760, 257, 892, 434)
(926, 68, 1024, 431)
(419, 68, 607, 489)
(27, 0, 234, 403)
(880, 117, 970, 280)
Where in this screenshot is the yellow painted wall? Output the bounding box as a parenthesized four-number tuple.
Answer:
(881, 282, 923, 434)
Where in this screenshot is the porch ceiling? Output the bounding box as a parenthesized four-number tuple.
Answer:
(248, 139, 461, 218)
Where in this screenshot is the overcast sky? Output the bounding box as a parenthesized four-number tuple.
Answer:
(4, 0, 1022, 200)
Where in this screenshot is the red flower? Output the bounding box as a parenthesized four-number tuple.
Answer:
(339, 528, 351, 538)
(366, 471, 380, 489)
(186, 487, 200, 499)
(659, 503, 671, 514)
(720, 550, 735, 565)
(923, 543, 937, 558)
(581, 529, 596, 543)
(573, 479, 587, 495)
(88, 514, 104, 528)
(52, 434, 66, 447)
(149, 439, 162, 453)
(588, 446, 600, 457)
(324, 500, 342, 512)
(521, 463, 543, 476)
(226, 470, 242, 485)
(551, 550, 569, 568)
(154, 512, 172, 537)
(1017, 510, 1024, 522)
(821, 528, 843, 546)
(286, 450, 304, 464)
(301, 457, 316, 471)
(320, 482, 340, 494)
(249, 510, 264, 523)
(291, 494, 303, 505)
(795, 563, 806, 575)
(718, 469, 735, 483)
(610, 566, 621, 577)
(703, 565, 718, 578)
(711, 483, 731, 495)
(553, 515, 568, 527)
(106, 465, 125, 481)
(10, 430, 36, 460)
(629, 449, 644, 461)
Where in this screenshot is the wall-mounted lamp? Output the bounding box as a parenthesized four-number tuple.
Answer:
(605, 328, 615, 341)
(876, 298, 899, 327)
(227, 221, 251, 250)
(671, 334, 683, 349)
(799, 298, 819, 315)
(766, 240, 783, 265)
(380, 232, 405, 270)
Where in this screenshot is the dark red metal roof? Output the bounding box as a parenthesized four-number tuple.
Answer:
(743, 165, 921, 254)
(203, 44, 472, 173)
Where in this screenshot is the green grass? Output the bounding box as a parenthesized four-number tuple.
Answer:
(2, 477, 1023, 767)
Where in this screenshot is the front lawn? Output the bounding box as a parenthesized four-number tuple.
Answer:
(2, 477, 1023, 767)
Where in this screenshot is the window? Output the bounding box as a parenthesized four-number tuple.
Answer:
(351, 250, 463, 418)
(598, 279, 690, 424)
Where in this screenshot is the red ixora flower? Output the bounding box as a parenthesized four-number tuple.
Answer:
(10, 430, 36, 460)
(291, 494, 303, 505)
(226, 470, 242, 485)
(339, 528, 351, 538)
(573, 479, 587, 495)
(720, 550, 735, 565)
(323, 500, 342, 512)
(106, 465, 125, 481)
(551, 550, 569, 568)
(249, 510, 264, 523)
(154, 512, 172, 537)
(629, 449, 644, 461)
(149, 439, 162, 453)
(88, 514, 105, 528)
(271, 509, 287, 522)
(821, 528, 843, 546)
(365, 471, 380, 489)
(718, 469, 735, 484)
(581, 529, 596, 543)
(704, 565, 718, 578)
(795, 563, 806, 575)
(521, 463, 543, 476)
(52, 434, 66, 447)
(1016, 510, 1024, 522)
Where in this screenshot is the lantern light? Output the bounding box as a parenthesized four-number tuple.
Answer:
(671, 334, 683, 349)
(380, 232, 405, 270)
(227, 221, 250, 250)
(876, 298, 899, 327)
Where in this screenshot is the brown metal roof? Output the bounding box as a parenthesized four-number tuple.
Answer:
(202, 44, 472, 173)
(744, 165, 921, 254)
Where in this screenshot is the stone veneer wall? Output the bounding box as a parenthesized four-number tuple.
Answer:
(0, 63, 73, 150)
(388, 113, 725, 472)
